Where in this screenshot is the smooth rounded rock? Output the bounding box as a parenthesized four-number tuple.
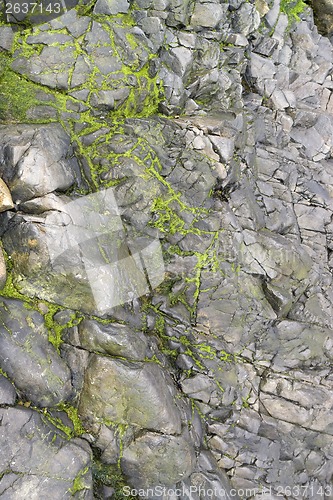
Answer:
(0, 298, 72, 407)
(121, 432, 196, 488)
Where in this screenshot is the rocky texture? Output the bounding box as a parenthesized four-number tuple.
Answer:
(77, 319, 149, 360)
(0, 298, 72, 407)
(1, 188, 165, 314)
(121, 433, 196, 488)
(78, 355, 182, 434)
(0, 124, 79, 202)
(1, 0, 333, 498)
(310, 0, 333, 36)
(0, 374, 16, 405)
(0, 407, 92, 498)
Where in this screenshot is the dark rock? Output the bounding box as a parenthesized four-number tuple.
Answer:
(2, 189, 165, 315)
(0, 407, 92, 498)
(121, 432, 196, 488)
(0, 124, 78, 202)
(78, 355, 182, 434)
(311, 0, 333, 35)
(0, 26, 14, 51)
(12, 46, 76, 90)
(0, 298, 72, 407)
(94, 0, 130, 15)
(77, 319, 149, 360)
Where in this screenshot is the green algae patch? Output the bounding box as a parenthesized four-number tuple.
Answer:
(58, 403, 86, 436)
(93, 461, 138, 500)
(43, 304, 67, 351)
(0, 57, 55, 124)
(70, 466, 90, 495)
(39, 404, 86, 439)
(280, 0, 308, 23)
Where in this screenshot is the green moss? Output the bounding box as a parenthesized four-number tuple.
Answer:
(57, 403, 86, 436)
(40, 407, 73, 439)
(43, 304, 64, 351)
(43, 306, 82, 351)
(241, 394, 251, 409)
(280, 0, 308, 24)
(39, 403, 86, 440)
(0, 271, 30, 302)
(0, 57, 57, 124)
(92, 461, 138, 500)
(70, 466, 90, 495)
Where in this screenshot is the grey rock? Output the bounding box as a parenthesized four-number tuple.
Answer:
(0, 124, 77, 202)
(94, 0, 130, 15)
(0, 407, 92, 498)
(90, 88, 130, 110)
(12, 46, 76, 90)
(121, 432, 195, 488)
(84, 20, 111, 47)
(232, 2, 260, 36)
(138, 16, 165, 50)
(226, 33, 249, 47)
(181, 374, 222, 405)
(50, 10, 90, 38)
(253, 36, 278, 57)
(0, 26, 15, 51)
(259, 320, 333, 370)
(77, 319, 149, 360)
(19, 192, 70, 213)
(190, 3, 226, 29)
(26, 105, 59, 120)
(78, 355, 182, 434)
(166, 0, 192, 27)
(260, 373, 333, 433)
(90, 47, 123, 75)
(0, 298, 72, 407)
(209, 135, 235, 162)
(183, 451, 241, 500)
(265, 0, 281, 27)
(70, 55, 92, 88)
(60, 344, 89, 398)
(0, 375, 16, 405)
(26, 32, 73, 45)
(161, 46, 193, 79)
(3, 0, 333, 495)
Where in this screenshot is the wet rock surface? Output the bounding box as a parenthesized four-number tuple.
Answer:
(0, 0, 333, 498)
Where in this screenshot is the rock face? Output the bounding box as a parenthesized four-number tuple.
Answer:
(310, 0, 333, 35)
(0, 407, 92, 498)
(121, 433, 196, 488)
(0, 124, 79, 202)
(0, 298, 72, 407)
(1, 0, 333, 498)
(78, 355, 182, 434)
